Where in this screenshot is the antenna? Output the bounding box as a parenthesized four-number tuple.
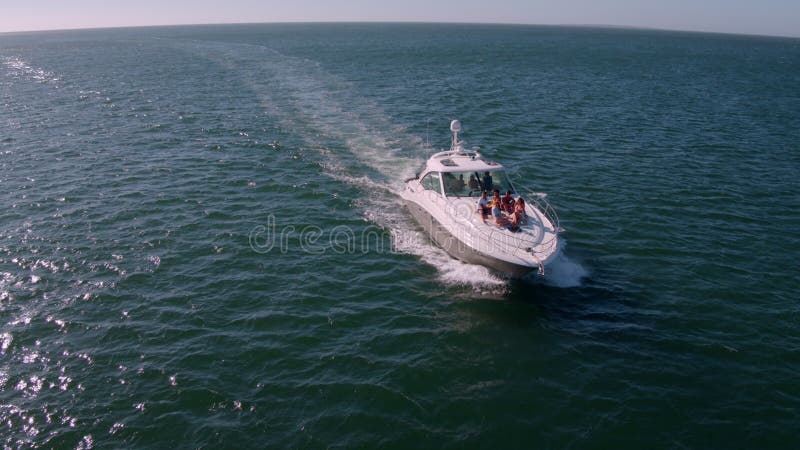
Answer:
(450, 119, 462, 151)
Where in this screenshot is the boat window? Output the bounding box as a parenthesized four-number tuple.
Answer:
(442, 172, 470, 197)
(442, 170, 515, 197)
(477, 170, 515, 195)
(420, 172, 442, 194)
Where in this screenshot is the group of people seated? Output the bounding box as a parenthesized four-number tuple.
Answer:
(477, 189, 527, 230)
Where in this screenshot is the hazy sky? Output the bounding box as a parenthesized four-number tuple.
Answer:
(2, 0, 799, 37)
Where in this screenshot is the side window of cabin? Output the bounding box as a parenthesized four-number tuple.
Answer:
(421, 172, 441, 194)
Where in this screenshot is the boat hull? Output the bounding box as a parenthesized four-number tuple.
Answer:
(404, 199, 538, 277)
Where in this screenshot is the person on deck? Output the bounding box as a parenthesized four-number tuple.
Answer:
(501, 190, 514, 213)
(491, 190, 508, 226)
(512, 197, 527, 227)
(476, 191, 490, 220)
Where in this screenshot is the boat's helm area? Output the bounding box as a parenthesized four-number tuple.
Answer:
(420, 170, 516, 197)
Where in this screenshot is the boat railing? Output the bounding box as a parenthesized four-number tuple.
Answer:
(520, 190, 561, 237)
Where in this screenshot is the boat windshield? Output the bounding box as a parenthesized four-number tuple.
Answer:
(441, 170, 515, 197)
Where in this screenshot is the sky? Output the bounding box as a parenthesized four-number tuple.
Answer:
(1, 0, 799, 37)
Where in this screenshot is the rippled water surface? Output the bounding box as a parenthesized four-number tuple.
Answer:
(1, 24, 799, 448)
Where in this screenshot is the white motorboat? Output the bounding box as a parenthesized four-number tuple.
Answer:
(401, 120, 561, 277)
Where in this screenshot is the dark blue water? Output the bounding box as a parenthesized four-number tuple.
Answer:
(1, 23, 799, 448)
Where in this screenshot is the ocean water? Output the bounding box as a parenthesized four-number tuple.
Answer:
(1, 23, 799, 448)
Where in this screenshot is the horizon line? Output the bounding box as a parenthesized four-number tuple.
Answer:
(1, 20, 798, 40)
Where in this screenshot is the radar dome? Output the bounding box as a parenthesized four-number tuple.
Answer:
(450, 120, 462, 133)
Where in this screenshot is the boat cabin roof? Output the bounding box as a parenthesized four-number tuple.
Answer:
(425, 150, 504, 173)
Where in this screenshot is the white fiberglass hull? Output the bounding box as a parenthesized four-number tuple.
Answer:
(402, 187, 561, 277)
(404, 200, 544, 276)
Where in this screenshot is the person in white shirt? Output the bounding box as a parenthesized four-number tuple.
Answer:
(476, 190, 490, 221)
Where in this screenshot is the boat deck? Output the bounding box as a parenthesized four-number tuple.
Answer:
(441, 196, 559, 263)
